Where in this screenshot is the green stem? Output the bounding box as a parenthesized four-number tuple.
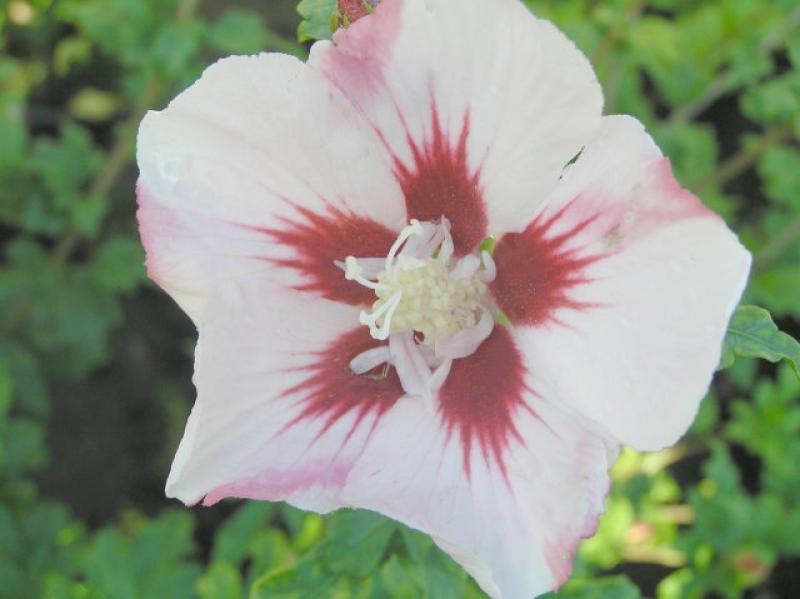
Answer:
(697, 123, 793, 192)
(591, 0, 645, 66)
(668, 7, 800, 125)
(755, 215, 800, 272)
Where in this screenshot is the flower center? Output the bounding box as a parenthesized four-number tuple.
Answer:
(339, 218, 497, 405)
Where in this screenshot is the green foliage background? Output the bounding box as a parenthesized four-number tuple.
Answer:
(1, 0, 799, 597)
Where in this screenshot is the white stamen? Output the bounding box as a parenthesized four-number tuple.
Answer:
(359, 291, 402, 340)
(337, 257, 385, 279)
(349, 346, 392, 375)
(342, 217, 498, 405)
(385, 220, 424, 270)
(400, 221, 439, 259)
(344, 256, 388, 291)
(438, 221, 454, 262)
(434, 308, 494, 360)
(480, 250, 497, 283)
(450, 254, 481, 280)
(429, 359, 453, 392)
(389, 331, 434, 403)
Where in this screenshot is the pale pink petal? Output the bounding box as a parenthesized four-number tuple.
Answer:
(310, 0, 603, 249)
(174, 293, 617, 598)
(340, 329, 618, 599)
(491, 116, 751, 450)
(166, 278, 402, 508)
(389, 331, 435, 401)
(434, 307, 494, 360)
(137, 53, 406, 323)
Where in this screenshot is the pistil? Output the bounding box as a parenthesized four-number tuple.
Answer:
(340, 218, 497, 403)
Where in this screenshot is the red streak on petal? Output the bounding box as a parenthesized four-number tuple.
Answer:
(491, 157, 715, 327)
(257, 205, 397, 306)
(439, 327, 534, 479)
(395, 104, 488, 254)
(491, 203, 602, 327)
(283, 327, 404, 441)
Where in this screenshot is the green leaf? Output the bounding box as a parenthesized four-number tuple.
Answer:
(246, 529, 296, 588)
(416, 547, 468, 599)
(398, 525, 433, 564)
(726, 366, 800, 500)
(750, 265, 800, 318)
(653, 122, 718, 187)
(82, 511, 201, 599)
(689, 393, 719, 435)
(88, 236, 146, 293)
(741, 73, 800, 124)
(378, 556, 420, 598)
(544, 575, 643, 598)
(68, 88, 121, 123)
(53, 36, 92, 77)
(720, 305, 800, 377)
(211, 502, 275, 565)
(31, 122, 103, 201)
(297, 0, 338, 42)
(757, 145, 800, 208)
(196, 562, 243, 599)
(208, 9, 269, 54)
(70, 194, 108, 237)
(250, 557, 341, 599)
(323, 510, 396, 577)
(0, 364, 13, 418)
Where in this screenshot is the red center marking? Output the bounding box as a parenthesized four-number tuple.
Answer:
(282, 327, 404, 443)
(394, 104, 488, 254)
(257, 204, 397, 306)
(490, 202, 602, 327)
(438, 326, 535, 479)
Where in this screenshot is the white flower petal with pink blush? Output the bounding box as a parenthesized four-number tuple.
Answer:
(137, 52, 406, 323)
(489, 116, 751, 451)
(136, 0, 751, 598)
(310, 0, 603, 251)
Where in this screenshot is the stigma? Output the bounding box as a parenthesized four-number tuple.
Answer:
(339, 218, 497, 405)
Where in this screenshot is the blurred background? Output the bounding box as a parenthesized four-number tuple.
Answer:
(1, 0, 799, 597)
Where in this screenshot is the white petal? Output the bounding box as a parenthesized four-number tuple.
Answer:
(349, 346, 392, 375)
(176, 289, 617, 598)
(137, 53, 406, 323)
(172, 273, 621, 598)
(500, 116, 751, 450)
(165, 279, 365, 507)
(341, 393, 617, 599)
(388, 331, 434, 400)
(310, 0, 603, 239)
(435, 308, 494, 359)
(449, 254, 481, 280)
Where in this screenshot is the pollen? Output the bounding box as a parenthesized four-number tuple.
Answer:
(343, 218, 495, 344)
(372, 256, 487, 342)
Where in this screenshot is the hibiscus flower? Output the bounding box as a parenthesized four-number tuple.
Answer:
(135, 0, 751, 596)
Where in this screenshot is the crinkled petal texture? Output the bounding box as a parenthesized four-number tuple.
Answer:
(137, 1, 750, 598)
